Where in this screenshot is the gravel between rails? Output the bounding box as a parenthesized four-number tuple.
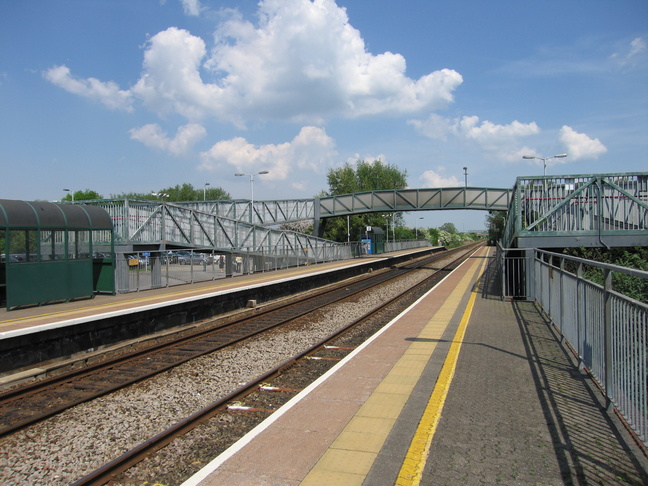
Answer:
(0, 256, 458, 485)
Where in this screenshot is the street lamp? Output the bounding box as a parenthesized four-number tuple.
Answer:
(416, 216, 423, 239)
(463, 167, 468, 188)
(151, 192, 169, 200)
(235, 170, 269, 219)
(63, 188, 74, 202)
(381, 214, 393, 244)
(522, 153, 567, 176)
(203, 182, 210, 201)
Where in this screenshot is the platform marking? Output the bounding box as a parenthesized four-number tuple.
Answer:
(395, 253, 487, 486)
(0, 258, 379, 334)
(180, 248, 467, 486)
(300, 249, 487, 486)
(0, 265, 338, 325)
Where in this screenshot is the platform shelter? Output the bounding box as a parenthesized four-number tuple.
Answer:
(0, 199, 114, 310)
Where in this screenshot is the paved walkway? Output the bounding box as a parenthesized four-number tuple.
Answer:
(185, 247, 648, 486)
(413, 254, 648, 485)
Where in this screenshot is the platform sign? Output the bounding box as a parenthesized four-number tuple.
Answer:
(361, 237, 371, 254)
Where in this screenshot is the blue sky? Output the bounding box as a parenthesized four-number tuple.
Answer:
(1, 0, 646, 231)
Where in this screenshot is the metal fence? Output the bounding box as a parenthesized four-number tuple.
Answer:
(115, 239, 433, 293)
(87, 199, 343, 253)
(503, 172, 648, 248)
(115, 244, 351, 293)
(497, 245, 648, 446)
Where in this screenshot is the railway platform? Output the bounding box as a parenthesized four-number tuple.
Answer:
(0, 248, 436, 383)
(0, 253, 402, 334)
(183, 246, 648, 486)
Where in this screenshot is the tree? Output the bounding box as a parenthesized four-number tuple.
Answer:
(322, 160, 408, 242)
(112, 183, 231, 202)
(156, 183, 231, 201)
(439, 222, 457, 234)
(563, 247, 648, 304)
(61, 189, 102, 202)
(486, 211, 506, 245)
(427, 227, 440, 246)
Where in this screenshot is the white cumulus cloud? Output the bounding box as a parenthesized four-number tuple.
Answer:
(46, 0, 463, 126)
(43, 65, 134, 112)
(132, 27, 223, 121)
(181, 0, 201, 17)
(410, 114, 540, 160)
(199, 126, 337, 181)
(205, 0, 462, 122)
(420, 169, 460, 188)
(129, 123, 206, 156)
(559, 126, 607, 160)
(458, 116, 540, 142)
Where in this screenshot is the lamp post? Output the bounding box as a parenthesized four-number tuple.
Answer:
(203, 182, 210, 201)
(463, 167, 468, 188)
(522, 153, 567, 176)
(235, 171, 269, 221)
(63, 188, 74, 202)
(416, 216, 423, 239)
(381, 214, 392, 244)
(151, 192, 169, 201)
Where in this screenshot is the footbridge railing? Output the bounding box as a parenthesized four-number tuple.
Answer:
(497, 245, 648, 446)
(175, 199, 315, 226)
(174, 187, 512, 228)
(90, 199, 341, 255)
(315, 187, 512, 218)
(503, 172, 648, 248)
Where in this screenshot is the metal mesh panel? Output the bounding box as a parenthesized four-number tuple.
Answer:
(504, 173, 648, 248)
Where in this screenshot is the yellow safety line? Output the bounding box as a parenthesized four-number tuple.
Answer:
(0, 263, 346, 326)
(395, 255, 486, 486)
(0, 250, 419, 326)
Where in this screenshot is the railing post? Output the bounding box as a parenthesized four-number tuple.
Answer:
(576, 262, 584, 370)
(498, 245, 506, 299)
(559, 256, 565, 342)
(190, 250, 194, 283)
(136, 251, 140, 291)
(524, 248, 534, 301)
(604, 268, 613, 411)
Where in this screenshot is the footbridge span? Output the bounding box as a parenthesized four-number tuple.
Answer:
(86, 172, 646, 253)
(313, 186, 511, 236)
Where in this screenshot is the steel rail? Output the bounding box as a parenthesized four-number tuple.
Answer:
(0, 244, 477, 438)
(70, 243, 482, 486)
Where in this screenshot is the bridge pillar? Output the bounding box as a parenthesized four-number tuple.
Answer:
(225, 253, 233, 278)
(150, 254, 162, 288)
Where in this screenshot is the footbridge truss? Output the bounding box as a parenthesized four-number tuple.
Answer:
(88, 186, 510, 255)
(92, 199, 349, 262)
(503, 172, 648, 248)
(313, 187, 511, 235)
(87, 173, 647, 253)
(175, 186, 512, 227)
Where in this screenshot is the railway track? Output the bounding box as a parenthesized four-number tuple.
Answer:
(0, 248, 480, 484)
(0, 249, 443, 436)
(68, 243, 482, 486)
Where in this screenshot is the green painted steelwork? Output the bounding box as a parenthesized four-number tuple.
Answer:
(364, 226, 385, 255)
(0, 199, 114, 310)
(503, 172, 648, 248)
(312, 187, 512, 237)
(315, 187, 512, 218)
(7, 259, 93, 308)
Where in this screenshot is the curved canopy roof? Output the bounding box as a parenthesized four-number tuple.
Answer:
(0, 199, 113, 230)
